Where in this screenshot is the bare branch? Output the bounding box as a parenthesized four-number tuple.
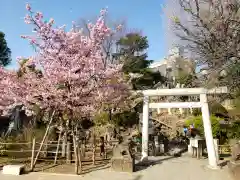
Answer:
(164, 0, 240, 91)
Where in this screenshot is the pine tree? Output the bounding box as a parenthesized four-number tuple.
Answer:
(0, 32, 11, 66)
(116, 33, 166, 90)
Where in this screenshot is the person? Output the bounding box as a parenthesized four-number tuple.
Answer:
(99, 136, 105, 157)
(183, 126, 188, 137)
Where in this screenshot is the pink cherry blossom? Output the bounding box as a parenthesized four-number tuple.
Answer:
(0, 4, 130, 119)
(26, 3, 31, 11)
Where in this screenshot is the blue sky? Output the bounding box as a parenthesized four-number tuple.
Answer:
(0, 0, 170, 69)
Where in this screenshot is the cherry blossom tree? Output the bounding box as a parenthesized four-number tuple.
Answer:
(1, 4, 130, 117)
(0, 4, 131, 170)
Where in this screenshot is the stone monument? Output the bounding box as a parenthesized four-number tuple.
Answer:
(228, 141, 240, 180)
(110, 136, 135, 172)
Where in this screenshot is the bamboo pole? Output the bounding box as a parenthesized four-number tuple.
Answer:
(54, 132, 62, 165)
(33, 110, 55, 167)
(30, 138, 36, 171)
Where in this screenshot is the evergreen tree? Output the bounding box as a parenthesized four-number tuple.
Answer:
(116, 33, 166, 90)
(0, 32, 11, 66)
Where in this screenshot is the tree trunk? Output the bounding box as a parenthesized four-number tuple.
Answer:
(78, 144, 82, 173)
(73, 135, 79, 174)
(81, 141, 85, 158)
(66, 137, 72, 164)
(43, 136, 48, 158)
(61, 132, 67, 157)
(32, 110, 55, 168)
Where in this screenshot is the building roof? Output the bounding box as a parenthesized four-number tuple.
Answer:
(149, 58, 168, 68)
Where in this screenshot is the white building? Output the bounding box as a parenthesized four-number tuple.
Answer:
(149, 47, 196, 85)
(149, 47, 196, 114)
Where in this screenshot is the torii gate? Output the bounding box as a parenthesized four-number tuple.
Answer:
(141, 87, 228, 169)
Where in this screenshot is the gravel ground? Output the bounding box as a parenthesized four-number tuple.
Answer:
(0, 155, 232, 180)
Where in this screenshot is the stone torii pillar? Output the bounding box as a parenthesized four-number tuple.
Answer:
(141, 95, 149, 161)
(200, 93, 218, 169)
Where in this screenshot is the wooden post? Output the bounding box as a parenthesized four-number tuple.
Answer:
(33, 110, 55, 168)
(30, 138, 36, 171)
(73, 135, 79, 174)
(54, 132, 62, 165)
(92, 134, 96, 165)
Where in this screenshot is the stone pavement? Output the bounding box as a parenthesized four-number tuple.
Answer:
(0, 156, 232, 180)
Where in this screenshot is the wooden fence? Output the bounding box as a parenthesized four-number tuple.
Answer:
(0, 138, 119, 174)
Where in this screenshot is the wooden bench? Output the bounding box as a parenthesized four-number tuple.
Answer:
(2, 165, 25, 175)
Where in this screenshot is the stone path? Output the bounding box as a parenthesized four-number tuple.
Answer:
(0, 156, 232, 180)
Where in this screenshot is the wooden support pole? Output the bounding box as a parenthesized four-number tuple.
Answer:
(54, 132, 61, 165)
(92, 134, 96, 165)
(30, 138, 36, 171)
(33, 110, 55, 168)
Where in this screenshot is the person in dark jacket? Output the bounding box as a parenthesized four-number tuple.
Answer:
(100, 136, 105, 156)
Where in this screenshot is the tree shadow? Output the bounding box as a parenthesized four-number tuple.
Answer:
(80, 161, 110, 174)
(33, 164, 59, 172)
(218, 160, 230, 168)
(131, 175, 143, 180)
(134, 156, 178, 172)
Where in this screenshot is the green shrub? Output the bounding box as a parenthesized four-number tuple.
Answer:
(191, 102, 228, 117)
(185, 115, 224, 138)
(192, 108, 202, 116)
(93, 111, 110, 126)
(209, 102, 228, 117)
(112, 111, 138, 128)
(227, 120, 240, 139)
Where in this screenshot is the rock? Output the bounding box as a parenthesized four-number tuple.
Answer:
(231, 142, 240, 162)
(110, 137, 135, 172)
(228, 141, 240, 180)
(2, 165, 25, 175)
(228, 161, 240, 180)
(168, 147, 184, 157)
